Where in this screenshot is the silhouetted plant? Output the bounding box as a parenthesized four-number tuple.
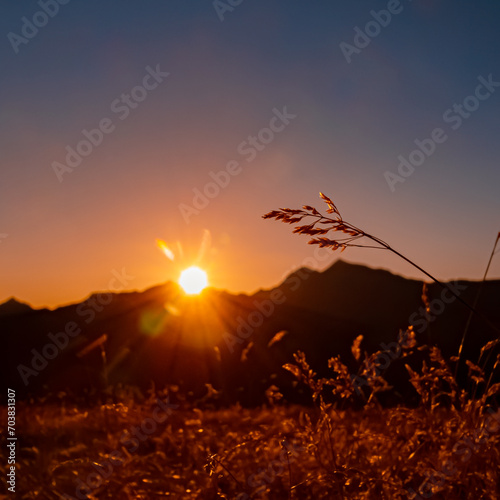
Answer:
(263, 192, 499, 365)
(462, 232, 500, 374)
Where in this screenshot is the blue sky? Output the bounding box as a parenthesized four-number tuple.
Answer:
(1, 0, 500, 307)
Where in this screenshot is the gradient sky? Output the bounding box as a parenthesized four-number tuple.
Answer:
(1, 0, 499, 308)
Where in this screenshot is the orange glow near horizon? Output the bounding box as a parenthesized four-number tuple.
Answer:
(2, 3, 500, 311)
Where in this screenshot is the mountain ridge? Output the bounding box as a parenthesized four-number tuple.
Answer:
(3, 259, 500, 404)
(2, 259, 491, 313)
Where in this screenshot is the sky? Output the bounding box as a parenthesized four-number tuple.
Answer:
(1, 0, 500, 308)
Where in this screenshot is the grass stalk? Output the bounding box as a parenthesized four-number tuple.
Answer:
(463, 233, 500, 366)
(263, 193, 500, 370)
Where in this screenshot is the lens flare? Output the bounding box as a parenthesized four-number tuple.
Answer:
(156, 239, 175, 261)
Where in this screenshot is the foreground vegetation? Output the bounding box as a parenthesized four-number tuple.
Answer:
(3, 194, 498, 498)
(3, 334, 500, 499)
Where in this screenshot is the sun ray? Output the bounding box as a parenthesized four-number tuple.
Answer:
(196, 229, 212, 265)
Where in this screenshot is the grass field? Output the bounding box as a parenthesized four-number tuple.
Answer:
(3, 367, 500, 499)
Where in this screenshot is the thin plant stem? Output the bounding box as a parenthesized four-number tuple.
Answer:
(263, 194, 500, 372)
(465, 234, 500, 366)
(365, 233, 500, 357)
(210, 454, 244, 490)
(282, 440, 293, 500)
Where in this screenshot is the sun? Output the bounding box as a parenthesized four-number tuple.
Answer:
(178, 266, 208, 295)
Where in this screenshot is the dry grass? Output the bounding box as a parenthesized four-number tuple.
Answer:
(1, 194, 498, 498)
(2, 336, 500, 499)
(263, 192, 500, 363)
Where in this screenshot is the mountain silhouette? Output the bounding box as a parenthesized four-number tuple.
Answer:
(3, 260, 499, 405)
(0, 297, 34, 317)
